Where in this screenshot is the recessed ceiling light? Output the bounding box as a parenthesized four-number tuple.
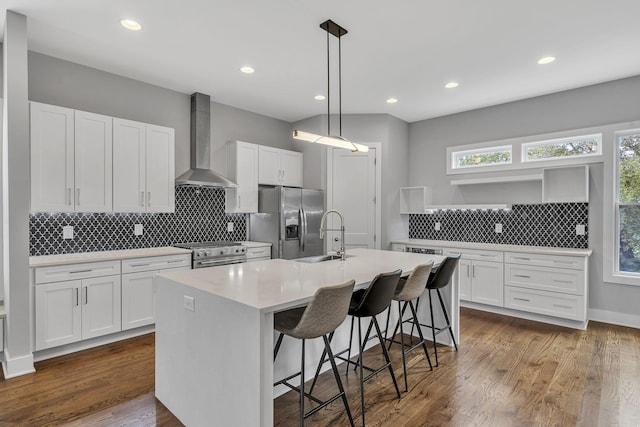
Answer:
(445, 82, 459, 89)
(120, 19, 142, 31)
(537, 56, 556, 65)
(240, 66, 255, 74)
(314, 95, 326, 101)
(386, 98, 398, 104)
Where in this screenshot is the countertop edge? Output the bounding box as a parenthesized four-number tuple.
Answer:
(29, 247, 193, 268)
(392, 239, 593, 256)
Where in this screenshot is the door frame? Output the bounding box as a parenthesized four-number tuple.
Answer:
(326, 142, 382, 249)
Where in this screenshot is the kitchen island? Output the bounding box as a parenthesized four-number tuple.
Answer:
(154, 248, 450, 427)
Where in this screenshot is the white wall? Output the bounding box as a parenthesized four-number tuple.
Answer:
(409, 75, 640, 322)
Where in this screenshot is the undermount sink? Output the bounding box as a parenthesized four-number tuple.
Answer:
(295, 254, 352, 263)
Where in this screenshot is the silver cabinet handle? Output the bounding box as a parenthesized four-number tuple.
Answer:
(67, 188, 72, 205)
(75, 288, 79, 306)
(553, 279, 573, 284)
(472, 265, 476, 278)
(76, 188, 80, 206)
(167, 259, 184, 263)
(514, 297, 530, 302)
(514, 274, 531, 278)
(466, 264, 470, 277)
(553, 304, 572, 309)
(238, 195, 241, 207)
(513, 257, 530, 261)
(148, 192, 151, 207)
(83, 286, 88, 304)
(140, 191, 145, 207)
(130, 263, 150, 268)
(553, 260, 573, 265)
(70, 269, 92, 274)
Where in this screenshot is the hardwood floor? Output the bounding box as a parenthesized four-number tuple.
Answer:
(1, 308, 639, 426)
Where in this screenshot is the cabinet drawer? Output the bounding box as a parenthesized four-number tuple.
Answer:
(246, 246, 271, 259)
(443, 248, 503, 262)
(505, 264, 585, 295)
(504, 252, 584, 270)
(122, 254, 191, 274)
(505, 286, 586, 321)
(35, 260, 121, 284)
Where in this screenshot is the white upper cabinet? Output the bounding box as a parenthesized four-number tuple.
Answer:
(145, 125, 175, 213)
(113, 119, 146, 212)
(226, 141, 259, 213)
(30, 102, 75, 212)
(113, 119, 175, 213)
(74, 110, 113, 212)
(258, 146, 303, 187)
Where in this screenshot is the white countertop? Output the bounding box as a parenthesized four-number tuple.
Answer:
(392, 239, 592, 257)
(29, 246, 192, 268)
(158, 248, 444, 313)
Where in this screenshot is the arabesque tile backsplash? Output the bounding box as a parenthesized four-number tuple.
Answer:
(409, 203, 588, 248)
(30, 187, 247, 256)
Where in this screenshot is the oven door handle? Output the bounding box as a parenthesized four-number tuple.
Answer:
(195, 258, 246, 268)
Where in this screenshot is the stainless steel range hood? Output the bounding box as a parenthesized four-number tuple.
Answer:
(175, 92, 238, 188)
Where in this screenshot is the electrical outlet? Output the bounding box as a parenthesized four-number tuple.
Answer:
(62, 226, 74, 240)
(227, 222, 234, 232)
(184, 296, 195, 312)
(495, 223, 503, 233)
(434, 222, 441, 231)
(576, 224, 586, 236)
(134, 224, 144, 236)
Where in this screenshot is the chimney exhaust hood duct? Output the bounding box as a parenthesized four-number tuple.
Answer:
(175, 92, 238, 188)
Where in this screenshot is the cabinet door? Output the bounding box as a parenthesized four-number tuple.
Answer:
(35, 280, 82, 350)
(472, 260, 504, 307)
(122, 271, 156, 330)
(81, 275, 122, 339)
(113, 118, 146, 212)
(280, 151, 303, 187)
(258, 146, 281, 185)
(74, 110, 113, 212)
(30, 102, 75, 212)
(227, 142, 259, 213)
(458, 259, 472, 301)
(145, 124, 175, 213)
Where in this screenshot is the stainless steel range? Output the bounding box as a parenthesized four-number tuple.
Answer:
(174, 241, 247, 269)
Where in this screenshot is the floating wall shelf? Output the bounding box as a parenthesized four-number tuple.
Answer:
(450, 174, 543, 186)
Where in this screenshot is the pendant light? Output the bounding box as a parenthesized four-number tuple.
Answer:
(293, 20, 369, 153)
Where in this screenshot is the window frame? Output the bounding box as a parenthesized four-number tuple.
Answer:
(452, 144, 513, 170)
(521, 133, 602, 163)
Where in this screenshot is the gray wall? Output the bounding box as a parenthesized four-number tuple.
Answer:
(409, 75, 640, 318)
(27, 51, 295, 180)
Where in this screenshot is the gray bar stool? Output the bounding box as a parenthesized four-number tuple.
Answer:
(273, 280, 356, 427)
(309, 269, 402, 427)
(416, 254, 460, 366)
(384, 261, 434, 391)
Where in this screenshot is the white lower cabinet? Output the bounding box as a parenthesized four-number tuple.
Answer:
(35, 274, 121, 350)
(121, 254, 191, 330)
(446, 249, 504, 307)
(246, 245, 272, 262)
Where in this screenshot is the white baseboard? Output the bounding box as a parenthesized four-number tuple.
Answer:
(2, 349, 35, 379)
(589, 309, 640, 329)
(34, 325, 155, 362)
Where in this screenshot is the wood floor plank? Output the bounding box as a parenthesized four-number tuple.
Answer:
(1, 308, 639, 426)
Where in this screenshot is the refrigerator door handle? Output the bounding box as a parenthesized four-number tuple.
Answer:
(299, 207, 306, 251)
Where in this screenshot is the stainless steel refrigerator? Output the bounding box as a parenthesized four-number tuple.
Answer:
(249, 186, 324, 260)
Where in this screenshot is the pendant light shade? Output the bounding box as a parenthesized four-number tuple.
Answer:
(293, 19, 368, 153)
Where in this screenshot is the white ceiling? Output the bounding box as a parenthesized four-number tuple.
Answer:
(2, 0, 640, 123)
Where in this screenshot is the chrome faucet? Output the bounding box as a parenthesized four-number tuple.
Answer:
(319, 209, 346, 261)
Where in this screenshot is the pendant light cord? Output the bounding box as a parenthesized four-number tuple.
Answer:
(339, 35, 342, 137)
(327, 30, 330, 137)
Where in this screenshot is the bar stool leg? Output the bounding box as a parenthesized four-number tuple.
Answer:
(373, 317, 401, 399)
(346, 316, 355, 377)
(323, 335, 355, 427)
(398, 301, 408, 392)
(428, 289, 439, 367)
(437, 288, 458, 351)
(408, 300, 433, 370)
(308, 331, 333, 395)
(358, 317, 365, 427)
(274, 332, 284, 361)
(300, 338, 305, 427)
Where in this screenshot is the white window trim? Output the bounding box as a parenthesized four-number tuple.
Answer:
(446, 127, 605, 175)
(603, 126, 640, 286)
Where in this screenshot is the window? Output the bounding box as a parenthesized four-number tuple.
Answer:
(616, 130, 640, 276)
(522, 134, 602, 162)
(452, 145, 512, 170)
